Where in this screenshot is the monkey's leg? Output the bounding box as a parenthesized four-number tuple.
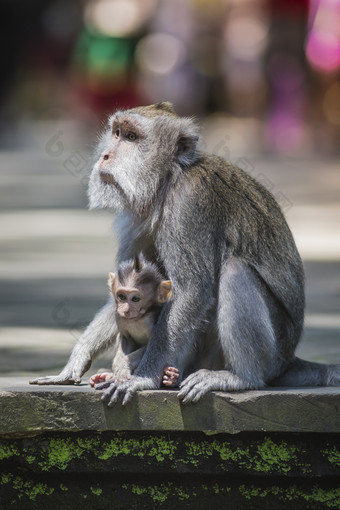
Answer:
(179, 258, 283, 403)
(94, 339, 146, 389)
(91, 336, 136, 386)
(30, 298, 118, 385)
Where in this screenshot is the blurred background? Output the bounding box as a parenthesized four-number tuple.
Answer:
(0, 0, 339, 378)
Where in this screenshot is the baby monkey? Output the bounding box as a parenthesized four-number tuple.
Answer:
(89, 254, 179, 388)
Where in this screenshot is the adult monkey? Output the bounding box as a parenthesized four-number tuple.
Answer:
(30, 102, 340, 404)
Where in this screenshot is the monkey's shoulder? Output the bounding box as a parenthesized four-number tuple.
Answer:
(171, 153, 280, 215)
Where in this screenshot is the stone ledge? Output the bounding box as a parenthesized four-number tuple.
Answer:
(1, 378, 340, 437)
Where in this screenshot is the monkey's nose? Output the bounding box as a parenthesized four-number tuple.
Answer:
(103, 154, 109, 160)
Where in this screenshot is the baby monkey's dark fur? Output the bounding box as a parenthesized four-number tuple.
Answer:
(30, 101, 340, 405)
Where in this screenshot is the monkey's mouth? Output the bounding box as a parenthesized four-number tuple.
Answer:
(122, 314, 140, 321)
(100, 171, 117, 185)
(99, 170, 129, 206)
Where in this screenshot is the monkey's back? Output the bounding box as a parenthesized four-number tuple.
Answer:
(160, 153, 304, 338)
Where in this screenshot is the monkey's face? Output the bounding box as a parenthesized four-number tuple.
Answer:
(88, 103, 199, 215)
(115, 283, 155, 320)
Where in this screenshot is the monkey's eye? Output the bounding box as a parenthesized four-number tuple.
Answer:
(131, 296, 141, 302)
(126, 132, 137, 141)
(118, 294, 127, 301)
(115, 128, 120, 138)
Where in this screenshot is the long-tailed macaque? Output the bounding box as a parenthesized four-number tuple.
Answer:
(30, 101, 340, 406)
(89, 254, 178, 388)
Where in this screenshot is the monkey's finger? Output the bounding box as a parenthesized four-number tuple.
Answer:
(108, 385, 128, 407)
(178, 380, 197, 400)
(179, 371, 198, 388)
(164, 370, 179, 378)
(122, 389, 135, 406)
(95, 380, 114, 390)
(101, 383, 117, 402)
(191, 387, 209, 403)
(180, 386, 203, 405)
(162, 379, 173, 386)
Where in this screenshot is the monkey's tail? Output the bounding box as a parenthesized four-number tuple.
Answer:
(270, 357, 340, 387)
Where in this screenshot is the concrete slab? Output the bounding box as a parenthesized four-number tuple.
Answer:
(1, 377, 340, 436)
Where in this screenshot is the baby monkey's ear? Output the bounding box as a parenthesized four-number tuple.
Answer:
(158, 280, 172, 303)
(107, 272, 116, 290)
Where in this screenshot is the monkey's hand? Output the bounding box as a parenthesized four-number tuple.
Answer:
(96, 376, 158, 406)
(29, 374, 76, 385)
(29, 358, 92, 385)
(178, 369, 224, 404)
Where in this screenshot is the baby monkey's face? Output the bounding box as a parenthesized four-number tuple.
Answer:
(115, 284, 153, 320)
(108, 268, 172, 320)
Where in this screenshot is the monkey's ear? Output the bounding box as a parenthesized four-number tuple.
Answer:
(158, 280, 172, 303)
(176, 135, 199, 167)
(107, 272, 116, 290)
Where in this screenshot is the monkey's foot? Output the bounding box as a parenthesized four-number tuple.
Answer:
(98, 376, 157, 406)
(89, 372, 114, 387)
(162, 367, 179, 387)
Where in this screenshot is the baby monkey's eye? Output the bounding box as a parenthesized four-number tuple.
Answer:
(118, 294, 126, 301)
(126, 132, 137, 141)
(131, 296, 141, 302)
(115, 128, 120, 138)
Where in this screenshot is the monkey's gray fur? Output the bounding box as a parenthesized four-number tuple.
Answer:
(30, 101, 340, 405)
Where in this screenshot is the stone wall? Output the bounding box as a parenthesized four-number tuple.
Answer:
(1, 378, 340, 509)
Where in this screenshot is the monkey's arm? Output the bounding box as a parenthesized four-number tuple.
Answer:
(30, 299, 118, 385)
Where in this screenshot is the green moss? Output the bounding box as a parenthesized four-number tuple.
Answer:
(175, 487, 190, 500)
(97, 436, 176, 463)
(323, 447, 340, 467)
(1, 473, 13, 485)
(130, 485, 147, 496)
(253, 437, 299, 474)
(0, 434, 314, 476)
(40, 438, 75, 471)
(90, 486, 103, 496)
(37, 437, 101, 471)
(150, 485, 170, 503)
(3, 473, 54, 501)
(239, 484, 340, 508)
(0, 444, 19, 460)
(129, 483, 170, 502)
(127, 482, 200, 503)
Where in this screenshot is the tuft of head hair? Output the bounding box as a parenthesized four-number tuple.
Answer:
(130, 101, 178, 118)
(117, 253, 163, 289)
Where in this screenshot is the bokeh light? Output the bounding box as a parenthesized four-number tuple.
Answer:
(136, 34, 186, 76)
(84, 0, 157, 37)
(306, 0, 340, 73)
(224, 13, 269, 60)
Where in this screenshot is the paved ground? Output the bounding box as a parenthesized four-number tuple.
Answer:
(0, 120, 339, 379)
